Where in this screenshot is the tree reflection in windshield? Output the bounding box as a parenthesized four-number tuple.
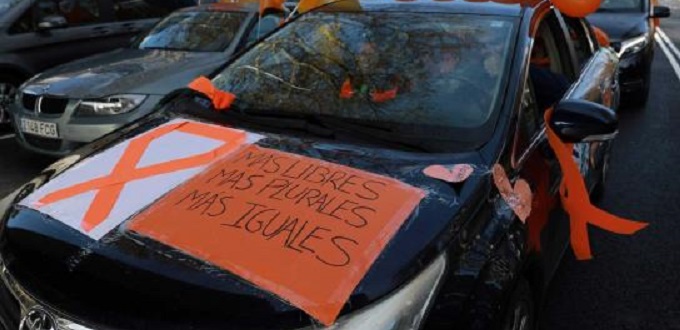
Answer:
(212, 12, 515, 145)
(138, 11, 249, 52)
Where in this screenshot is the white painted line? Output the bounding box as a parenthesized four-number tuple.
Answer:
(655, 33, 680, 82)
(657, 28, 680, 63)
(0, 134, 14, 140)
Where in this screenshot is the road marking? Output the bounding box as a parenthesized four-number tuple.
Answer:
(657, 28, 680, 63)
(0, 134, 14, 140)
(655, 31, 680, 82)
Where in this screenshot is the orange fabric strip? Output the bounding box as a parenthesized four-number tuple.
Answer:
(38, 122, 246, 232)
(188, 76, 236, 111)
(339, 78, 354, 99)
(371, 87, 398, 103)
(544, 109, 647, 260)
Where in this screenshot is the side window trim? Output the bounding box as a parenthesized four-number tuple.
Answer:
(554, 10, 580, 79)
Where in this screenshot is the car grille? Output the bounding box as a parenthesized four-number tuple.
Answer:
(21, 94, 69, 115)
(23, 134, 61, 151)
(22, 93, 38, 110)
(39, 97, 69, 114)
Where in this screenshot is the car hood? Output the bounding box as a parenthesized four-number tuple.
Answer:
(1, 115, 486, 329)
(24, 49, 228, 99)
(587, 12, 649, 42)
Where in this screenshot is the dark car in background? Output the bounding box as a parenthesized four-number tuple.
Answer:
(0, 0, 196, 126)
(8, 2, 286, 157)
(588, 0, 670, 106)
(0, 0, 621, 329)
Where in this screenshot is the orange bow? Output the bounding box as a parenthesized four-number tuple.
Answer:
(544, 109, 648, 260)
(188, 76, 236, 111)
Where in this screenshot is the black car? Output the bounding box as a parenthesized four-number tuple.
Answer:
(0, 0, 196, 126)
(0, 0, 620, 329)
(588, 0, 670, 107)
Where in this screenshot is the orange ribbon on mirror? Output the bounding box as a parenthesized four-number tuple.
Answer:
(188, 76, 236, 111)
(544, 109, 648, 260)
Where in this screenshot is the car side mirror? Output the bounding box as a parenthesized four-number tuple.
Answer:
(549, 99, 618, 143)
(37, 15, 68, 31)
(651, 6, 671, 18)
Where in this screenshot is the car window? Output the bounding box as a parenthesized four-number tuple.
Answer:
(36, 0, 101, 26)
(245, 13, 283, 46)
(137, 10, 249, 52)
(8, 3, 33, 34)
(564, 17, 595, 70)
(209, 12, 516, 152)
(598, 0, 644, 12)
(112, 0, 187, 21)
(529, 13, 572, 112)
(512, 80, 541, 166)
(0, 0, 22, 15)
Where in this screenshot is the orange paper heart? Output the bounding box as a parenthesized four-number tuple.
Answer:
(423, 164, 474, 183)
(492, 164, 532, 222)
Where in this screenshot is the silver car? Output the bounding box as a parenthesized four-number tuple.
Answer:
(9, 2, 285, 156)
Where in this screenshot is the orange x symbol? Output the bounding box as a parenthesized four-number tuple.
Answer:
(37, 121, 246, 232)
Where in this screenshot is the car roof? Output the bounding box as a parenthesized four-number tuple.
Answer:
(314, 0, 545, 17)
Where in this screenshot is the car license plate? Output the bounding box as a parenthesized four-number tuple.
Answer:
(20, 118, 59, 139)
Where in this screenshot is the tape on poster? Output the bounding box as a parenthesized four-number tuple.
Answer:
(129, 145, 425, 325)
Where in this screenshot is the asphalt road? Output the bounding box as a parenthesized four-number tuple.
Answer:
(1, 6, 680, 329)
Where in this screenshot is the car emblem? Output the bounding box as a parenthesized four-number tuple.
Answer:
(19, 307, 57, 330)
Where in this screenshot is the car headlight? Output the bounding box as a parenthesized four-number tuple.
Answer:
(75, 94, 147, 116)
(618, 34, 649, 56)
(300, 253, 447, 330)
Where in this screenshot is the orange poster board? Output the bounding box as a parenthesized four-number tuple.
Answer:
(128, 145, 425, 325)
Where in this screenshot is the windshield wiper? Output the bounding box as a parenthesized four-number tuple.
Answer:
(223, 110, 336, 138)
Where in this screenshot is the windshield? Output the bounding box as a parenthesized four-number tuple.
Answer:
(0, 0, 21, 15)
(210, 12, 515, 150)
(597, 0, 644, 12)
(138, 10, 249, 52)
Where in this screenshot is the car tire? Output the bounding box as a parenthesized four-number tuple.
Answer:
(0, 74, 20, 129)
(502, 278, 535, 330)
(628, 64, 652, 109)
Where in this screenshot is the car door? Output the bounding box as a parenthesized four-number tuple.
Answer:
(559, 13, 619, 191)
(513, 8, 618, 284)
(3, 0, 125, 74)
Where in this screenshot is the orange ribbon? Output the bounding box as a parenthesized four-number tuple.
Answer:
(37, 122, 246, 232)
(339, 78, 354, 99)
(544, 109, 648, 260)
(371, 87, 398, 103)
(188, 76, 236, 111)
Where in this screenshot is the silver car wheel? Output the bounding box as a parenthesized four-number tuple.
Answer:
(0, 82, 17, 125)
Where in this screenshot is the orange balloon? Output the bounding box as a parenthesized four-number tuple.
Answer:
(551, 0, 601, 18)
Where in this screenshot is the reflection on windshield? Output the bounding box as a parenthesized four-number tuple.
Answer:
(138, 11, 248, 52)
(212, 12, 514, 144)
(598, 0, 643, 11)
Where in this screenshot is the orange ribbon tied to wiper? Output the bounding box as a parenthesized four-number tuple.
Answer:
(188, 76, 236, 111)
(544, 109, 648, 260)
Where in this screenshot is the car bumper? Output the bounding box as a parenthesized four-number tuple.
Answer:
(9, 96, 162, 157)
